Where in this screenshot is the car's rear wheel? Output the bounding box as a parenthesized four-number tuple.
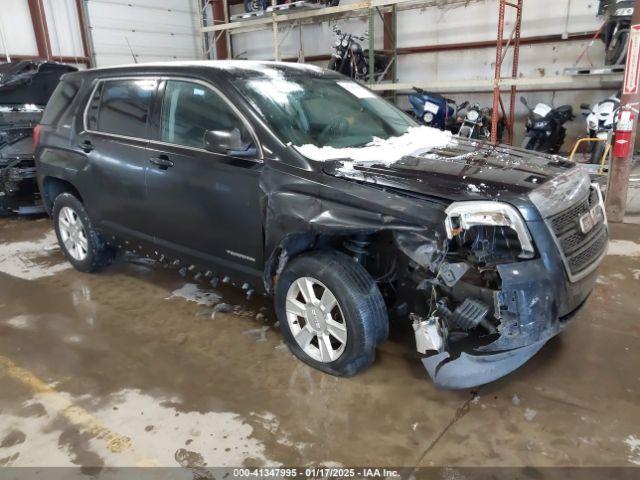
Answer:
(275, 250, 388, 377)
(52, 193, 114, 272)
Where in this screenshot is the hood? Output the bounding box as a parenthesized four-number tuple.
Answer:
(0, 61, 77, 106)
(320, 137, 579, 215)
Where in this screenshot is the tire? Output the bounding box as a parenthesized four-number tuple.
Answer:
(521, 135, 536, 150)
(275, 250, 388, 377)
(605, 29, 629, 66)
(458, 126, 472, 138)
(52, 192, 115, 273)
(244, 0, 262, 13)
(590, 141, 606, 165)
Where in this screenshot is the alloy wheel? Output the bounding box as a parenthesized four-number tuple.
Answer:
(58, 206, 89, 261)
(285, 277, 348, 363)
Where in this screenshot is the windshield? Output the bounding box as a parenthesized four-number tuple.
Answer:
(235, 75, 417, 149)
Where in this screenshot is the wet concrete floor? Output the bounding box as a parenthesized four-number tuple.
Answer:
(0, 216, 640, 470)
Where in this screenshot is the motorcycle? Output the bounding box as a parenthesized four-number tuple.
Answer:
(457, 103, 504, 142)
(582, 94, 620, 164)
(520, 97, 574, 154)
(599, 0, 634, 65)
(327, 26, 389, 82)
(244, 0, 338, 13)
(408, 88, 468, 133)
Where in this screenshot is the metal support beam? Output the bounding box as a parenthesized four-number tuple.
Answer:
(368, 8, 375, 85)
(75, 0, 94, 67)
(211, 0, 230, 59)
(491, 0, 522, 145)
(27, 0, 52, 60)
(605, 0, 640, 222)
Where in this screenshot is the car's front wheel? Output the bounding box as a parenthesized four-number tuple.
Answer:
(275, 250, 388, 377)
(52, 193, 114, 272)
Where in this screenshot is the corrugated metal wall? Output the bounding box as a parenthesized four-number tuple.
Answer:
(0, 0, 203, 67)
(86, 0, 202, 66)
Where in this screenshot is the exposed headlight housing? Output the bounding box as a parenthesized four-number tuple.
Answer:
(444, 201, 535, 259)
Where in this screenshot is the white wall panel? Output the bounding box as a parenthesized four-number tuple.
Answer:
(86, 0, 202, 66)
(0, 0, 38, 57)
(43, 0, 85, 59)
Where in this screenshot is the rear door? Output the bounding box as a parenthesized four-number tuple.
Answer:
(78, 77, 157, 241)
(145, 78, 264, 271)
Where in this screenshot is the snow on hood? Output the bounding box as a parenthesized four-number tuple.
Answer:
(293, 126, 454, 164)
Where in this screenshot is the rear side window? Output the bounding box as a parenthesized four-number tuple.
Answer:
(86, 79, 155, 138)
(40, 79, 80, 125)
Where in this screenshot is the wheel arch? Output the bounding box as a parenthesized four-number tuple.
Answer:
(263, 230, 397, 294)
(41, 176, 83, 214)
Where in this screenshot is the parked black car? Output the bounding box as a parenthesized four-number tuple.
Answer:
(0, 60, 77, 215)
(36, 61, 608, 388)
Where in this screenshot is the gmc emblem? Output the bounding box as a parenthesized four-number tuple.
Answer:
(579, 205, 604, 234)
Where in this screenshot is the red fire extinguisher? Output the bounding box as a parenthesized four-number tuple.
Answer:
(613, 109, 635, 158)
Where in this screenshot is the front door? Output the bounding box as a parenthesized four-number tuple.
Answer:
(146, 78, 264, 273)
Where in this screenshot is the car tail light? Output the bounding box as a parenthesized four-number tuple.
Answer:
(33, 124, 42, 149)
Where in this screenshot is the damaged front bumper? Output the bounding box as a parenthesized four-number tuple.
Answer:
(416, 250, 599, 389)
(423, 339, 548, 390)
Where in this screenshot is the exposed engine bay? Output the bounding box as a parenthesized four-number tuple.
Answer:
(323, 177, 606, 389)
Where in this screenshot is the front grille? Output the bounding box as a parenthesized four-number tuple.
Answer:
(547, 186, 607, 278)
(567, 227, 608, 274)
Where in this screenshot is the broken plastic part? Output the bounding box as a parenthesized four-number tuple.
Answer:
(437, 298, 496, 333)
(423, 338, 547, 389)
(438, 261, 469, 287)
(411, 314, 445, 354)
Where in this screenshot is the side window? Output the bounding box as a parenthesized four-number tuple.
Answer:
(87, 79, 155, 138)
(40, 79, 81, 126)
(160, 80, 249, 150)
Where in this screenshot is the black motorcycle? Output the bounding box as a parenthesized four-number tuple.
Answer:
(520, 97, 574, 153)
(327, 26, 389, 82)
(599, 0, 634, 65)
(457, 103, 504, 142)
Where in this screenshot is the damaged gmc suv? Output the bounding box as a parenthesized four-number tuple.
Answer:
(35, 61, 608, 388)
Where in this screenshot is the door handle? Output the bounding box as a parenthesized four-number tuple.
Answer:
(78, 140, 94, 153)
(149, 155, 174, 170)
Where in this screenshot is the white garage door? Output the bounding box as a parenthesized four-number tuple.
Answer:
(86, 0, 203, 67)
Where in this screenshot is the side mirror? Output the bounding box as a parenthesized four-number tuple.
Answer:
(204, 128, 250, 155)
(519, 96, 528, 107)
(459, 100, 470, 109)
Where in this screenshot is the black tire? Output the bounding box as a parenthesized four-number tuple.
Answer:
(52, 192, 115, 273)
(521, 135, 536, 150)
(590, 141, 606, 165)
(275, 250, 388, 377)
(244, 0, 262, 12)
(605, 29, 629, 66)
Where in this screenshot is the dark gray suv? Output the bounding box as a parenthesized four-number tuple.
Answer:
(35, 61, 608, 388)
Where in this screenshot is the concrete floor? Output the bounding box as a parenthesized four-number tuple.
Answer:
(0, 216, 640, 471)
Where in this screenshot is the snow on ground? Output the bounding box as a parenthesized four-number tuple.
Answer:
(0, 230, 70, 280)
(165, 283, 222, 307)
(607, 240, 640, 257)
